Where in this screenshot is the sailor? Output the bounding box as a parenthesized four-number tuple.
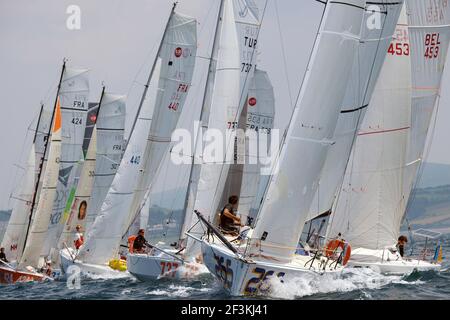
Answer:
(219, 195, 242, 234)
(396, 235, 408, 257)
(133, 229, 152, 253)
(44, 261, 52, 277)
(0, 247, 8, 264)
(74, 225, 84, 250)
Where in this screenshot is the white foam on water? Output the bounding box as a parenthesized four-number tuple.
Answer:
(266, 268, 422, 299)
(84, 270, 133, 281)
(146, 284, 213, 298)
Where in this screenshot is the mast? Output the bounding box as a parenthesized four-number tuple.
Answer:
(95, 85, 106, 124)
(32, 104, 44, 144)
(21, 60, 66, 258)
(178, 0, 225, 244)
(119, 2, 181, 237)
(124, 2, 177, 151)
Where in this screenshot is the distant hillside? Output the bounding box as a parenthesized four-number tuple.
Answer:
(405, 185, 450, 234)
(0, 210, 11, 222)
(417, 162, 450, 188)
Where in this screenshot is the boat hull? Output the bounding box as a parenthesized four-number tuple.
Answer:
(201, 240, 343, 297)
(0, 266, 44, 284)
(345, 247, 441, 275)
(127, 251, 206, 281)
(59, 248, 125, 276)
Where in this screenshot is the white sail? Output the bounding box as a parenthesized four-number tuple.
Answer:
(1, 145, 36, 262)
(184, 0, 242, 258)
(307, 1, 404, 222)
(19, 101, 62, 269)
(43, 68, 90, 258)
(79, 12, 197, 266)
(85, 94, 126, 231)
(78, 68, 159, 265)
(248, 1, 366, 263)
(125, 12, 197, 233)
(328, 8, 412, 250)
(57, 128, 97, 251)
(403, 0, 450, 211)
(238, 69, 275, 221)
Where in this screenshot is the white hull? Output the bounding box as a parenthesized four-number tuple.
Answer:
(59, 248, 126, 276)
(346, 248, 441, 275)
(200, 240, 343, 297)
(127, 250, 207, 281)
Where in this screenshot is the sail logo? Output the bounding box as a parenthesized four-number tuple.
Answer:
(248, 97, 257, 107)
(366, 5, 382, 30)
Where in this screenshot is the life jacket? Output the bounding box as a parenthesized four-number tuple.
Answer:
(128, 235, 137, 253)
(74, 234, 84, 250)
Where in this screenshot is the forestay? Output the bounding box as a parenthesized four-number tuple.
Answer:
(307, 1, 404, 223)
(328, 8, 412, 250)
(249, 0, 366, 263)
(43, 68, 90, 258)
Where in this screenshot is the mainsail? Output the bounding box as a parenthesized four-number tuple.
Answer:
(184, 0, 258, 258)
(19, 100, 62, 269)
(248, 0, 367, 263)
(402, 0, 450, 213)
(238, 69, 275, 221)
(328, 7, 412, 249)
(1, 144, 36, 262)
(307, 1, 404, 223)
(78, 8, 197, 265)
(43, 68, 90, 258)
(85, 94, 126, 231)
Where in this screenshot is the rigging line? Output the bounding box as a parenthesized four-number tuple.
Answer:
(251, 0, 328, 235)
(208, 0, 270, 218)
(274, 0, 294, 108)
(325, 2, 393, 242)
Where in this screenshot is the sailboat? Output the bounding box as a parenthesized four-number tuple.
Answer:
(326, 1, 449, 275)
(60, 3, 198, 275)
(192, 0, 398, 297)
(126, 0, 261, 281)
(0, 62, 66, 283)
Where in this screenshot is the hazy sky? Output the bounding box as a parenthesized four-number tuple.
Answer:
(1, 0, 450, 210)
